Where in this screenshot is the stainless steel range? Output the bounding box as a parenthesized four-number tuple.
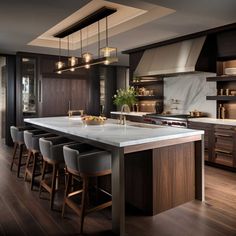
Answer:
(143, 113, 190, 128)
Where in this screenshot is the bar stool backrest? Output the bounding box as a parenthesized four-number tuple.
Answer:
(63, 144, 111, 175)
(39, 138, 52, 160)
(10, 126, 24, 143)
(24, 130, 33, 150)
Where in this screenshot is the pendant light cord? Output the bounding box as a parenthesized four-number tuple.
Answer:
(59, 38, 61, 61)
(67, 35, 70, 57)
(80, 30, 83, 57)
(106, 16, 108, 47)
(98, 20, 100, 57)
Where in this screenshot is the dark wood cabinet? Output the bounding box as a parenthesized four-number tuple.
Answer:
(16, 52, 127, 124)
(188, 121, 214, 162)
(189, 121, 236, 170)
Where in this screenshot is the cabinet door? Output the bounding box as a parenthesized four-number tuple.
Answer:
(39, 78, 87, 117)
(16, 56, 38, 125)
(188, 122, 213, 162)
(40, 78, 71, 117)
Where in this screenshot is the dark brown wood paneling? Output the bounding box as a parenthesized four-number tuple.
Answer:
(125, 150, 153, 213)
(40, 78, 87, 117)
(217, 29, 236, 59)
(70, 79, 87, 111)
(153, 142, 195, 214)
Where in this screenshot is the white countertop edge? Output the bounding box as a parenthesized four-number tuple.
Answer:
(110, 111, 151, 117)
(189, 117, 236, 126)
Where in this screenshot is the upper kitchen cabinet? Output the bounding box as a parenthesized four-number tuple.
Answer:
(217, 28, 236, 59)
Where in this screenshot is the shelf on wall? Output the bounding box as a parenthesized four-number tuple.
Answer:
(130, 80, 163, 86)
(206, 75, 236, 82)
(206, 95, 236, 101)
(135, 95, 163, 100)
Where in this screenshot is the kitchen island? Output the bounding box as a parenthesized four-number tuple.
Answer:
(24, 116, 204, 236)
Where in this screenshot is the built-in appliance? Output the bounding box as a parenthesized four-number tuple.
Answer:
(143, 113, 191, 128)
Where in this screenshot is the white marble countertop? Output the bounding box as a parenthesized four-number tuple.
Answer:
(189, 117, 236, 126)
(110, 111, 151, 117)
(24, 116, 203, 147)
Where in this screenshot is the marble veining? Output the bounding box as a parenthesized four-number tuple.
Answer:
(164, 72, 216, 117)
(24, 116, 203, 147)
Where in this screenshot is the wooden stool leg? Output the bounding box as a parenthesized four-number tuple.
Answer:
(50, 164, 58, 210)
(39, 160, 47, 197)
(24, 150, 32, 181)
(10, 143, 18, 171)
(62, 172, 72, 217)
(80, 176, 88, 234)
(30, 152, 38, 190)
(17, 144, 24, 178)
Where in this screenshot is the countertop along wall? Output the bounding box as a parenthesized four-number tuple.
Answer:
(163, 72, 216, 117)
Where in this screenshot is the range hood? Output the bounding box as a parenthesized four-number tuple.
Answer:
(134, 36, 216, 77)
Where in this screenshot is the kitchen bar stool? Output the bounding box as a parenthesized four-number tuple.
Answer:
(62, 143, 112, 234)
(39, 136, 75, 210)
(10, 126, 34, 177)
(24, 130, 57, 190)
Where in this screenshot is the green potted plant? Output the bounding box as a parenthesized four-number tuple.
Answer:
(113, 86, 138, 111)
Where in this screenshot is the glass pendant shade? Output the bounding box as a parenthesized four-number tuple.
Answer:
(68, 56, 78, 67)
(100, 47, 117, 57)
(56, 61, 64, 70)
(82, 52, 93, 63)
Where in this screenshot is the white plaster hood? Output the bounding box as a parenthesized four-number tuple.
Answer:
(134, 36, 215, 77)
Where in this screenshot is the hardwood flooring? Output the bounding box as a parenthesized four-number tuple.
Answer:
(0, 140, 236, 236)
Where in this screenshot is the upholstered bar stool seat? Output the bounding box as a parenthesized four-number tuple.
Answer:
(39, 136, 75, 210)
(24, 130, 57, 190)
(10, 126, 35, 177)
(62, 143, 112, 234)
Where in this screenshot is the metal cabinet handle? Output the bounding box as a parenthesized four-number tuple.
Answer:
(38, 79, 42, 102)
(215, 133, 232, 138)
(215, 148, 232, 155)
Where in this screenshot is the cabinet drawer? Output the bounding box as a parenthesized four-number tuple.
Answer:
(215, 150, 233, 167)
(215, 136, 233, 151)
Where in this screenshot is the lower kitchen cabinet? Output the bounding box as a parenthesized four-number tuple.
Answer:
(188, 121, 214, 162)
(188, 121, 236, 170)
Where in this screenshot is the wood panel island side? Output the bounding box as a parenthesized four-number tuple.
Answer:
(24, 116, 204, 236)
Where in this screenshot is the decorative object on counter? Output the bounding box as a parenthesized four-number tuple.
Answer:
(54, 7, 118, 74)
(113, 86, 137, 109)
(218, 104, 226, 119)
(82, 116, 106, 125)
(189, 110, 203, 117)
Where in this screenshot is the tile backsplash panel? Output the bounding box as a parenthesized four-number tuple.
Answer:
(164, 72, 216, 117)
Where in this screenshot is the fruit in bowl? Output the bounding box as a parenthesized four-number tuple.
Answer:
(82, 116, 107, 125)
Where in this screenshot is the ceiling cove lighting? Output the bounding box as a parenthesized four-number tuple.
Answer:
(54, 7, 118, 73)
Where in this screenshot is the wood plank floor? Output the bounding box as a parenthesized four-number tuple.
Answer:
(0, 140, 236, 236)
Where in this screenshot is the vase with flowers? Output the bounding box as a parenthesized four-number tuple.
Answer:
(113, 86, 137, 111)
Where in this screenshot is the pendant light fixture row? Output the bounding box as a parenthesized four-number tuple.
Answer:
(54, 7, 118, 74)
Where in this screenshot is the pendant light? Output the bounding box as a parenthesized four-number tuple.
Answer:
(82, 27, 92, 69)
(68, 35, 78, 72)
(100, 16, 117, 65)
(55, 38, 65, 74)
(54, 7, 118, 73)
